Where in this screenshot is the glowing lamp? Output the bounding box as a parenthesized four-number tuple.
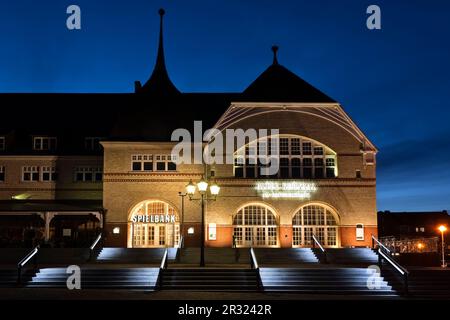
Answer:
(197, 178, 208, 193)
(186, 180, 196, 195)
(438, 225, 447, 233)
(209, 182, 220, 196)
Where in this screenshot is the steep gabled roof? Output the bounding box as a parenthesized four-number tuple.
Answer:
(242, 46, 335, 103)
(135, 9, 180, 97)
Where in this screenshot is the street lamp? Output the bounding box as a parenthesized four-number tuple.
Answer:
(438, 225, 447, 268)
(185, 177, 220, 267)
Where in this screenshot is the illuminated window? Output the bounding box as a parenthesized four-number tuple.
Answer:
(233, 136, 337, 179)
(293, 204, 339, 247)
(233, 204, 278, 247)
(0, 166, 4, 182)
(33, 137, 57, 151)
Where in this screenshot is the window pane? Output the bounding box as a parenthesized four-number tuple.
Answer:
(156, 162, 165, 171)
(143, 162, 153, 171)
(132, 162, 142, 171)
(168, 162, 176, 171)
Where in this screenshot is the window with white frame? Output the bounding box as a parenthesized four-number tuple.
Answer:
(0, 137, 5, 151)
(74, 167, 102, 182)
(234, 136, 337, 179)
(41, 166, 57, 182)
(132, 154, 177, 172)
(0, 166, 5, 182)
(293, 204, 339, 247)
(85, 137, 103, 151)
(22, 166, 39, 181)
(33, 137, 57, 151)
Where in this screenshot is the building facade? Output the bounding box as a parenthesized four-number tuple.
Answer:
(0, 10, 378, 249)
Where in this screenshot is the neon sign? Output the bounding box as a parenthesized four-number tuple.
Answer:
(255, 181, 318, 199)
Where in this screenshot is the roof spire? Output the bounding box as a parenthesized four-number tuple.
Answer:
(271, 45, 279, 65)
(135, 8, 180, 96)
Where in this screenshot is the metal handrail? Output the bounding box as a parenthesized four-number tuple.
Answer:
(156, 248, 169, 290)
(250, 247, 263, 291)
(371, 235, 391, 254)
(378, 248, 409, 295)
(89, 233, 103, 261)
(176, 236, 184, 262)
(17, 245, 39, 284)
(373, 235, 409, 295)
(312, 234, 327, 263)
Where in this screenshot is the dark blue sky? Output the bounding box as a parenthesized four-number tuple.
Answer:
(1, 0, 449, 211)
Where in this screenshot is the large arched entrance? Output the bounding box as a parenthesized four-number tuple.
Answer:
(292, 203, 340, 248)
(128, 200, 180, 248)
(232, 203, 279, 247)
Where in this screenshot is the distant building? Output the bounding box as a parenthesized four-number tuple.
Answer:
(378, 211, 450, 240)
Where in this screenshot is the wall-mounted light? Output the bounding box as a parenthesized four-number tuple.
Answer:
(113, 227, 120, 234)
(188, 227, 195, 235)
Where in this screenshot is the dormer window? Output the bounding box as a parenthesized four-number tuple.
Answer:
(0, 137, 5, 151)
(33, 137, 57, 151)
(85, 137, 103, 151)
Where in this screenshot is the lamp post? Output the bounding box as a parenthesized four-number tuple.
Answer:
(185, 177, 220, 267)
(438, 225, 447, 268)
(178, 192, 187, 246)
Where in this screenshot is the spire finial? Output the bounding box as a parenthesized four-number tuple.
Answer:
(272, 45, 279, 65)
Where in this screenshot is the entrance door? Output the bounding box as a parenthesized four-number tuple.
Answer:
(232, 204, 279, 248)
(128, 200, 180, 248)
(132, 224, 179, 248)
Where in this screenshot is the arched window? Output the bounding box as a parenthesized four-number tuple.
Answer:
(128, 200, 179, 248)
(232, 204, 278, 247)
(233, 135, 337, 179)
(292, 204, 339, 247)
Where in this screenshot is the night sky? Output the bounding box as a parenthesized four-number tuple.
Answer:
(1, 0, 449, 212)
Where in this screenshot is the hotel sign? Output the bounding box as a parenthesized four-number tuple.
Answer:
(131, 214, 176, 223)
(255, 181, 317, 199)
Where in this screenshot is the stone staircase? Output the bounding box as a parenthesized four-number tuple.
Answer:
(259, 267, 396, 295)
(160, 268, 258, 291)
(27, 267, 159, 289)
(254, 248, 319, 265)
(95, 247, 176, 264)
(178, 248, 250, 265)
(325, 248, 379, 266)
(383, 268, 450, 298)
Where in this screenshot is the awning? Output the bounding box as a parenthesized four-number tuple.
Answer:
(0, 200, 104, 213)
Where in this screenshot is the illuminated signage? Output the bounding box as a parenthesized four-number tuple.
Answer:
(255, 181, 317, 199)
(131, 214, 176, 223)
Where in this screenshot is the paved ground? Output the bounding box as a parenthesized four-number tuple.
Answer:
(0, 288, 402, 300)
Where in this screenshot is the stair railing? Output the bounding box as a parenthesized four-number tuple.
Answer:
(176, 235, 184, 263)
(312, 234, 327, 263)
(156, 248, 169, 290)
(88, 233, 103, 262)
(17, 245, 40, 285)
(372, 235, 409, 296)
(250, 247, 263, 291)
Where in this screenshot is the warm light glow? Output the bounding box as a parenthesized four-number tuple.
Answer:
(197, 178, 208, 193)
(113, 227, 120, 234)
(209, 182, 220, 196)
(438, 225, 448, 233)
(255, 181, 317, 199)
(187, 227, 195, 235)
(186, 180, 196, 195)
(417, 243, 424, 250)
